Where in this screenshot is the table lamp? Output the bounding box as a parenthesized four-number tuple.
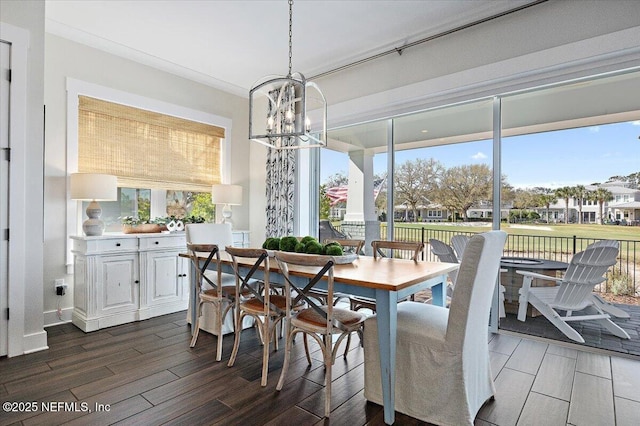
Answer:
(211, 184, 242, 227)
(70, 173, 118, 236)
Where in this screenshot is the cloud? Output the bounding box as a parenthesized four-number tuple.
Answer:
(471, 152, 487, 160)
(588, 126, 600, 133)
(632, 120, 640, 126)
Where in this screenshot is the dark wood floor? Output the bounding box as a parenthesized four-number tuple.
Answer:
(1, 311, 640, 425)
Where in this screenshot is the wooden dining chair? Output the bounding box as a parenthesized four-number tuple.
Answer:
(305, 238, 365, 307)
(187, 243, 235, 361)
(225, 247, 291, 387)
(323, 238, 365, 255)
(274, 251, 366, 418)
(185, 223, 238, 338)
(349, 240, 425, 313)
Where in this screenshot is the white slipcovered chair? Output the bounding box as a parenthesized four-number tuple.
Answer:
(185, 223, 239, 353)
(517, 244, 629, 343)
(364, 230, 507, 425)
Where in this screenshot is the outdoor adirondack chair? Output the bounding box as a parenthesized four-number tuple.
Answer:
(585, 240, 630, 319)
(516, 245, 630, 343)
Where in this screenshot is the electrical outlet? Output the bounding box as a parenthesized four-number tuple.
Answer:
(54, 279, 68, 296)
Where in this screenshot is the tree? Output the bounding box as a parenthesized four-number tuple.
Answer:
(319, 185, 331, 219)
(593, 186, 614, 224)
(432, 164, 492, 221)
(188, 192, 215, 222)
(534, 187, 557, 224)
(324, 172, 349, 188)
(554, 186, 572, 224)
(572, 184, 587, 224)
(394, 158, 443, 221)
(512, 188, 538, 221)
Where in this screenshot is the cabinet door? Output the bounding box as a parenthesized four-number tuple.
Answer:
(145, 250, 183, 306)
(98, 254, 139, 315)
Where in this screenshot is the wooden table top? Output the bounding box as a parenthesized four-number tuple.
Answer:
(182, 251, 458, 292)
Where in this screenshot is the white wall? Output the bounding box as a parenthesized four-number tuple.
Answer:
(0, 0, 46, 355)
(344, 1, 640, 124)
(43, 34, 251, 323)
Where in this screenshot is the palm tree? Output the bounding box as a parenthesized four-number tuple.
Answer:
(593, 187, 614, 224)
(536, 188, 557, 224)
(572, 184, 587, 224)
(554, 186, 572, 224)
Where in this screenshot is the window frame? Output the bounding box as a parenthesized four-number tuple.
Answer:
(65, 78, 232, 270)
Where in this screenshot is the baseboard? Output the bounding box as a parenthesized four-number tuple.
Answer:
(44, 307, 74, 328)
(22, 330, 49, 354)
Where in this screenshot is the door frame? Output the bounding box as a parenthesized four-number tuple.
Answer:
(0, 22, 29, 357)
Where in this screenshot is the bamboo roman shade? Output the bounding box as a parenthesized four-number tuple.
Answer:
(78, 96, 224, 192)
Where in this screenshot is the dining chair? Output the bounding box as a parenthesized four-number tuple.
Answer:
(225, 247, 290, 386)
(305, 238, 365, 307)
(322, 238, 365, 255)
(187, 243, 235, 361)
(350, 240, 424, 313)
(363, 230, 507, 425)
(274, 251, 366, 418)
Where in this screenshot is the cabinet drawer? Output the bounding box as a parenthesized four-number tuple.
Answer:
(139, 234, 186, 250)
(74, 237, 138, 254)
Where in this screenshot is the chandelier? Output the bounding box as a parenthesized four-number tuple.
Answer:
(249, 0, 327, 149)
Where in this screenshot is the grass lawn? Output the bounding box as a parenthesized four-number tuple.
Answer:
(385, 222, 640, 241)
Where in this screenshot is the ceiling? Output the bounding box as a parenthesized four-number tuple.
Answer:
(327, 69, 640, 153)
(45, 0, 538, 97)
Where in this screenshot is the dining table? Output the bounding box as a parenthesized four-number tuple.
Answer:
(183, 250, 459, 425)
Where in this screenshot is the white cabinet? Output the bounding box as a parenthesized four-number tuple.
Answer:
(98, 253, 139, 317)
(71, 233, 188, 332)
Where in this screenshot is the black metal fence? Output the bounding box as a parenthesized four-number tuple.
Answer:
(335, 223, 639, 297)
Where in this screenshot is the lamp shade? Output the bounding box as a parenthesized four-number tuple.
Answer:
(70, 173, 118, 201)
(211, 184, 242, 206)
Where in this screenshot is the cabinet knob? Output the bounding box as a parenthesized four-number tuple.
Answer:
(154, 241, 159, 245)
(116, 243, 121, 247)
(134, 280, 140, 284)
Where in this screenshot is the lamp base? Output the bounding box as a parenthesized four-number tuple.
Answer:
(83, 200, 105, 236)
(220, 204, 233, 228)
(83, 218, 105, 236)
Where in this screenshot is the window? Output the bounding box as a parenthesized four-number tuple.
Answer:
(77, 95, 224, 227)
(66, 80, 232, 255)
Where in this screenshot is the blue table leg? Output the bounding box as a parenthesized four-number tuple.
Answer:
(376, 289, 398, 425)
(431, 274, 446, 307)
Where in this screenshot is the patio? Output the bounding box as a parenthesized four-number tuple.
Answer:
(412, 289, 640, 357)
(499, 304, 640, 357)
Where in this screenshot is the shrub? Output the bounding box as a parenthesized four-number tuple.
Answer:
(279, 236, 299, 252)
(305, 241, 323, 254)
(325, 244, 344, 256)
(266, 238, 281, 250)
(609, 268, 636, 296)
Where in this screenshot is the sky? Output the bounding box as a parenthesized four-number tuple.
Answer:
(321, 120, 640, 189)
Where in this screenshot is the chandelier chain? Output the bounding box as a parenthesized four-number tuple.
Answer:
(288, 0, 293, 77)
